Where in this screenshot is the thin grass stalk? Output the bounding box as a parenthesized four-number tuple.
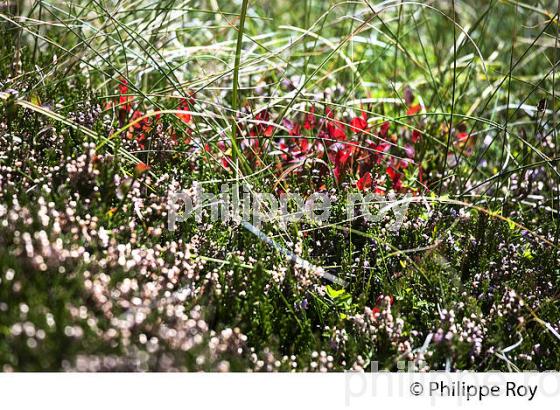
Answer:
(230, 0, 249, 175)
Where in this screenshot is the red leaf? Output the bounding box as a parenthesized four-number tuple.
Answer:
(406, 104, 421, 116)
(328, 121, 346, 140)
(118, 77, 129, 94)
(304, 105, 316, 130)
(335, 148, 351, 168)
(386, 166, 402, 190)
(221, 157, 230, 170)
(264, 125, 274, 137)
(334, 166, 343, 182)
(374, 186, 386, 196)
(332, 147, 352, 182)
(379, 121, 390, 138)
(135, 162, 150, 175)
(356, 172, 373, 191)
(177, 96, 195, 124)
(411, 129, 421, 143)
(386, 166, 396, 180)
(350, 112, 368, 133)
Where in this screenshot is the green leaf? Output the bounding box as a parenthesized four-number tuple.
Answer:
(326, 285, 346, 299)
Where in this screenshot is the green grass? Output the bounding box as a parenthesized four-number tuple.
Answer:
(0, 0, 559, 371)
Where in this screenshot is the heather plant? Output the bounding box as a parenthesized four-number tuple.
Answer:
(0, 0, 559, 372)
